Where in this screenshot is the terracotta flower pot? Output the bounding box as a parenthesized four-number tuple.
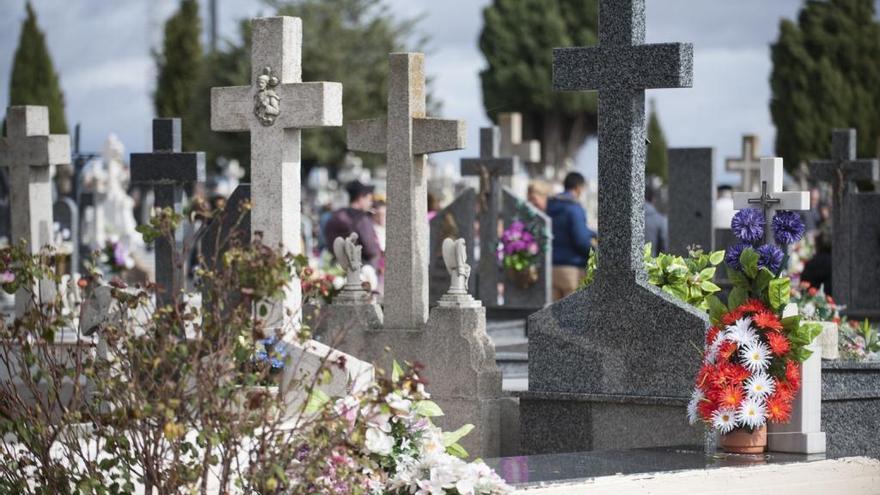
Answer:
(720, 425, 767, 454)
(505, 265, 539, 289)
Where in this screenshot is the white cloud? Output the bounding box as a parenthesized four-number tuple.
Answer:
(64, 56, 154, 93)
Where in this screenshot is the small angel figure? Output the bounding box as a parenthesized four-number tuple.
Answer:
(442, 237, 471, 295)
(254, 66, 281, 126)
(333, 232, 363, 289)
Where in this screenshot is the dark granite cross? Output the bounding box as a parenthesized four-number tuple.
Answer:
(553, 0, 693, 279)
(461, 127, 519, 305)
(131, 118, 205, 307)
(809, 129, 879, 305)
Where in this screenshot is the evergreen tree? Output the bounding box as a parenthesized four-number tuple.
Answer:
(154, 0, 203, 148)
(186, 0, 425, 173)
(646, 100, 668, 183)
(479, 0, 598, 175)
(770, 0, 880, 170)
(7, 1, 67, 134)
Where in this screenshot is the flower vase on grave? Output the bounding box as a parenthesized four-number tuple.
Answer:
(819, 321, 839, 360)
(505, 265, 538, 289)
(720, 425, 767, 454)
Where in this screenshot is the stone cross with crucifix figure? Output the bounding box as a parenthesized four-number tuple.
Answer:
(211, 16, 342, 323)
(733, 157, 810, 245)
(130, 118, 205, 307)
(726, 134, 762, 193)
(809, 129, 879, 307)
(347, 52, 465, 330)
(461, 127, 519, 306)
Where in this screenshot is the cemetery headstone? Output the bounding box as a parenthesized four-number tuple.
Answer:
(668, 148, 715, 255)
(131, 118, 206, 307)
(429, 188, 477, 306)
(461, 127, 519, 307)
(499, 189, 552, 309)
(211, 16, 342, 324)
(53, 196, 79, 275)
(808, 129, 879, 314)
(845, 192, 880, 319)
(347, 52, 466, 329)
(726, 134, 762, 193)
(0, 106, 70, 315)
(520, 0, 708, 455)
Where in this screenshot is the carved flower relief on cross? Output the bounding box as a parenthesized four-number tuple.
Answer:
(253, 66, 281, 126)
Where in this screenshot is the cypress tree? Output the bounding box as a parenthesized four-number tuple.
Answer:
(646, 99, 669, 183)
(8, 1, 68, 134)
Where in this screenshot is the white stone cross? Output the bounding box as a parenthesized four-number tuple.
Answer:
(211, 16, 342, 322)
(726, 135, 762, 193)
(498, 112, 541, 164)
(347, 52, 465, 329)
(733, 157, 809, 243)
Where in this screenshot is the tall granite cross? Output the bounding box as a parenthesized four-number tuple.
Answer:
(0, 106, 70, 315)
(461, 127, 519, 305)
(347, 52, 465, 329)
(553, 0, 693, 280)
(211, 16, 342, 321)
(726, 135, 762, 192)
(131, 118, 205, 307)
(733, 158, 809, 244)
(809, 129, 879, 304)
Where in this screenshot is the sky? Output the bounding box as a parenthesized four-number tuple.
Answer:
(1, 0, 877, 186)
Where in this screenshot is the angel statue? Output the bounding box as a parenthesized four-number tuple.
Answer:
(442, 237, 471, 295)
(333, 232, 363, 289)
(253, 66, 281, 126)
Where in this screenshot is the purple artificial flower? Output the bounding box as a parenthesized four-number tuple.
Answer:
(772, 211, 805, 245)
(757, 244, 785, 273)
(731, 208, 765, 244)
(510, 221, 525, 232)
(725, 242, 751, 271)
(112, 242, 129, 267)
(527, 242, 540, 255)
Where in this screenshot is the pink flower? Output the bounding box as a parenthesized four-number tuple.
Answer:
(0, 271, 14, 284)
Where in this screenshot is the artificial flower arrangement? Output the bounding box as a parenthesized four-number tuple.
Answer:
(300, 263, 344, 304)
(840, 319, 880, 362)
(689, 208, 822, 452)
(497, 219, 546, 288)
(791, 282, 841, 324)
(99, 236, 135, 274)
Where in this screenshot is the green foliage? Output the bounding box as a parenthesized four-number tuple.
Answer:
(153, 0, 203, 149)
(7, 2, 67, 134)
(646, 100, 668, 183)
(582, 245, 724, 312)
(186, 0, 425, 173)
(770, 0, 880, 170)
(479, 0, 598, 171)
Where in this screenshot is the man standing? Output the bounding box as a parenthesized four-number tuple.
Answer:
(644, 186, 668, 256)
(546, 172, 595, 300)
(323, 180, 382, 268)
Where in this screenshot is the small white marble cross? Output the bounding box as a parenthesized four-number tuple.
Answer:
(726, 135, 762, 193)
(733, 157, 809, 243)
(211, 16, 342, 322)
(347, 52, 465, 329)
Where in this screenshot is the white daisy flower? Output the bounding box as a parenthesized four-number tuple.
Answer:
(737, 398, 767, 429)
(712, 408, 737, 434)
(726, 317, 757, 346)
(705, 333, 724, 364)
(687, 388, 704, 425)
(744, 372, 775, 400)
(739, 340, 772, 373)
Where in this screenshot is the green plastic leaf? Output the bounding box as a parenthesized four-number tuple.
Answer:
(303, 388, 330, 415)
(782, 315, 801, 333)
(708, 250, 725, 266)
(803, 322, 823, 343)
(700, 281, 721, 293)
(728, 269, 750, 288)
(412, 400, 444, 417)
(699, 267, 717, 281)
(445, 442, 469, 459)
(391, 360, 404, 383)
(707, 295, 727, 324)
(740, 248, 759, 278)
(441, 423, 475, 447)
(755, 268, 775, 293)
(768, 277, 791, 311)
(728, 287, 748, 311)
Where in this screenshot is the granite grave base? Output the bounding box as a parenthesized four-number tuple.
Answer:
(822, 360, 880, 459)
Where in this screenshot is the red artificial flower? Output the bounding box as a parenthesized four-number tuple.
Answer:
(698, 398, 717, 421)
(767, 392, 793, 423)
(706, 326, 721, 345)
(696, 363, 714, 389)
(740, 299, 769, 314)
(728, 364, 751, 384)
(775, 380, 795, 401)
(754, 311, 784, 332)
(826, 295, 835, 305)
(722, 308, 745, 326)
(767, 332, 791, 356)
(718, 384, 744, 409)
(786, 361, 801, 390)
(718, 341, 738, 362)
(808, 287, 818, 297)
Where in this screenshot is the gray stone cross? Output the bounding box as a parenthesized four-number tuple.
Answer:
(726, 135, 762, 192)
(809, 129, 879, 306)
(461, 127, 519, 304)
(347, 52, 465, 330)
(553, 0, 693, 279)
(498, 112, 541, 165)
(211, 16, 342, 321)
(131, 118, 205, 307)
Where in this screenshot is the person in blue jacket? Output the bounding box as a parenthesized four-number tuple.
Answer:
(546, 172, 595, 300)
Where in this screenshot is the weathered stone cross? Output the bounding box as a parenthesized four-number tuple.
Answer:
(0, 106, 70, 315)
(131, 118, 205, 307)
(553, 0, 693, 279)
(461, 127, 518, 305)
(211, 16, 342, 321)
(726, 135, 762, 192)
(809, 129, 878, 305)
(733, 157, 809, 243)
(347, 52, 465, 329)
(498, 113, 541, 165)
